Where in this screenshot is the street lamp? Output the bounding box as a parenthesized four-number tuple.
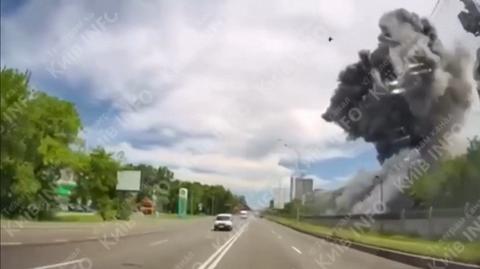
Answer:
(277, 139, 303, 202)
(281, 141, 302, 177)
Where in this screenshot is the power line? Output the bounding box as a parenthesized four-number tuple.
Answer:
(430, 0, 441, 17)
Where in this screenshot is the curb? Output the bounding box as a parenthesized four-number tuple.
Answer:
(267, 218, 480, 269)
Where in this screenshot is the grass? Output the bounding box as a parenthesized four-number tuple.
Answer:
(140, 213, 209, 221)
(267, 215, 480, 264)
(52, 212, 104, 222)
(1, 211, 210, 224)
(53, 212, 208, 222)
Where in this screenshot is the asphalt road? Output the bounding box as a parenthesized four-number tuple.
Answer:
(1, 216, 419, 269)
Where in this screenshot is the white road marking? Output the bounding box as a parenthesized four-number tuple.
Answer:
(206, 224, 248, 269)
(86, 236, 97, 240)
(271, 230, 282, 239)
(149, 239, 168, 247)
(53, 239, 68, 243)
(31, 258, 89, 269)
(199, 229, 241, 269)
(199, 222, 249, 269)
(0, 242, 22, 246)
(291, 246, 302, 254)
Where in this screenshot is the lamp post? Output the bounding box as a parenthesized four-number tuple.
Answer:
(374, 175, 384, 208)
(374, 175, 385, 232)
(282, 142, 302, 177)
(278, 139, 303, 202)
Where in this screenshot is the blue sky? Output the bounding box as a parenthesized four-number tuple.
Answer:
(2, 0, 478, 208)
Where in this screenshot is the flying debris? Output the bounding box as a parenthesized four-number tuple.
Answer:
(458, 0, 480, 37)
(457, 0, 480, 96)
(458, 0, 480, 97)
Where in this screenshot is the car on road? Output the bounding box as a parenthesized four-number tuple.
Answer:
(213, 213, 233, 231)
(240, 210, 248, 219)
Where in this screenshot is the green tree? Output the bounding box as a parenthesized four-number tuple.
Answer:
(85, 148, 119, 220)
(1, 68, 83, 218)
(410, 137, 480, 207)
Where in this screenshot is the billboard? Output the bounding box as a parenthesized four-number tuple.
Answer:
(116, 170, 141, 191)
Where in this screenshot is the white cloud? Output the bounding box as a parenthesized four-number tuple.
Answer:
(107, 141, 292, 192)
(4, 0, 478, 196)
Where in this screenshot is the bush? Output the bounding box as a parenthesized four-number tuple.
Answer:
(97, 197, 116, 220)
(116, 198, 133, 220)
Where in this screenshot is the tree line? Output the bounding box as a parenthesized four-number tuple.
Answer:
(409, 137, 480, 208)
(0, 68, 246, 221)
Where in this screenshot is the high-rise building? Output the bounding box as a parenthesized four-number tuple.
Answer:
(290, 177, 313, 201)
(273, 188, 288, 209)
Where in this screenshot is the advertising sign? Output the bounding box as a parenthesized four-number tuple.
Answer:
(178, 188, 188, 217)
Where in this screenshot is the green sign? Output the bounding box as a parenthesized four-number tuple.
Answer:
(55, 186, 71, 197)
(177, 188, 188, 217)
(55, 182, 76, 197)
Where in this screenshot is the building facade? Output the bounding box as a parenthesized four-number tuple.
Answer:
(290, 176, 313, 201)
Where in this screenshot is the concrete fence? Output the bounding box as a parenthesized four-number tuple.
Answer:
(301, 206, 480, 240)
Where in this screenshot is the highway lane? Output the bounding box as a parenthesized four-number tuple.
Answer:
(1, 216, 420, 269)
(0, 216, 208, 245)
(212, 217, 419, 269)
(1, 217, 245, 269)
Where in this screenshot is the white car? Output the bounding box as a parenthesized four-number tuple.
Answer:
(213, 213, 233, 231)
(240, 210, 248, 219)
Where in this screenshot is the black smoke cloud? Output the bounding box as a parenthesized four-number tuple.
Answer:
(323, 9, 473, 163)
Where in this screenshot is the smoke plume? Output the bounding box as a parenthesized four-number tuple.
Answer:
(476, 48, 480, 96)
(319, 9, 476, 213)
(322, 9, 473, 163)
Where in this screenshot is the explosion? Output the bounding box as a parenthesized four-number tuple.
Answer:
(323, 9, 473, 163)
(322, 9, 475, 213)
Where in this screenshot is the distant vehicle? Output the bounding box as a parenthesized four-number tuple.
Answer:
(68, 204, 94, 213)
(240, 210, 248, 219)
(139, 197, 155, 215)
(213, 213, 233, 231)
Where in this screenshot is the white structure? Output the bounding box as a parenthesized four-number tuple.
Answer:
(116, 170, 141, 191)
(273, 188, 288, 209)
